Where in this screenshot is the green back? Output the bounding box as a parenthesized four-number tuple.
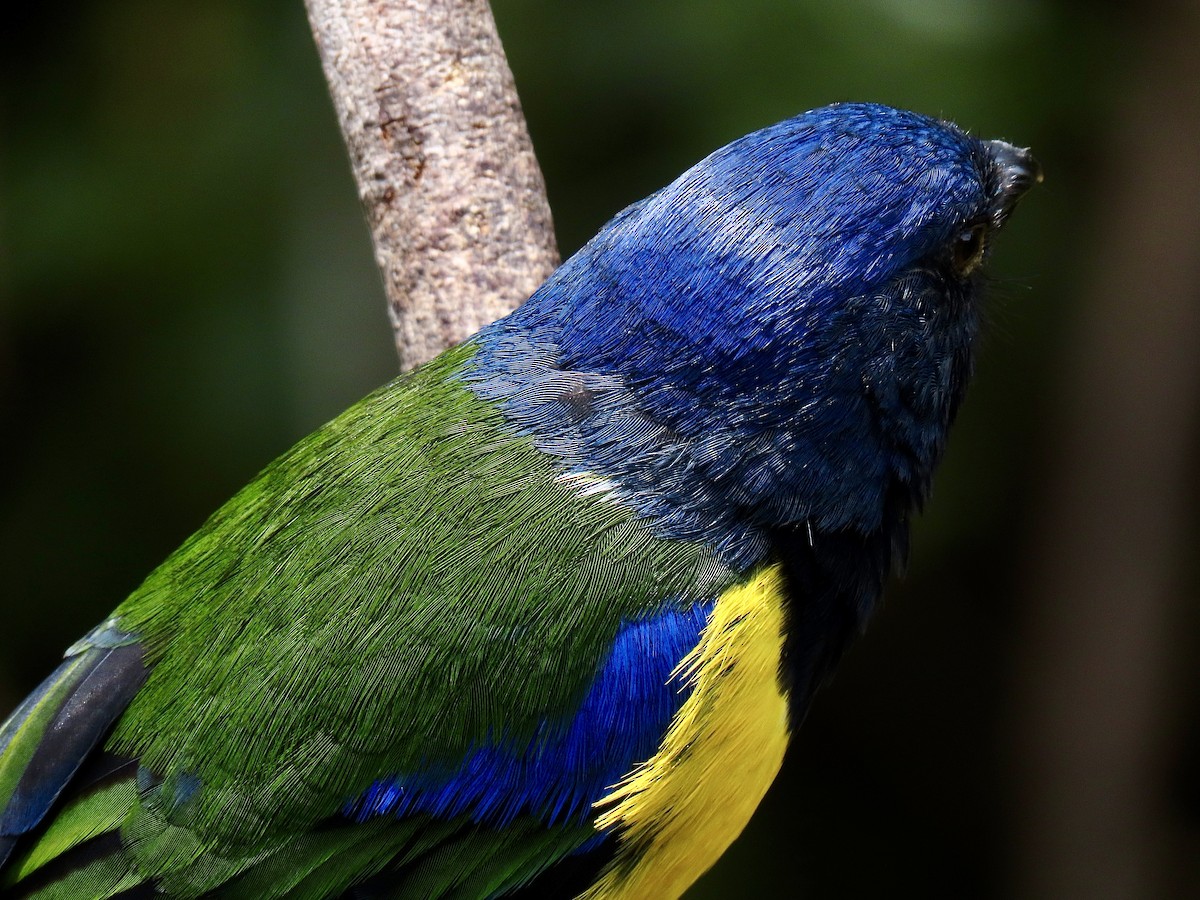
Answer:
(108, 342, 735, 857)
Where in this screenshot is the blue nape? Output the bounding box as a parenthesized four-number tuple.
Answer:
(347, 601, 713, 827)
(461, 104, 986, 569)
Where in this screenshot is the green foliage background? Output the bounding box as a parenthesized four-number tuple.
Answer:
(2, 1, 1195, 896)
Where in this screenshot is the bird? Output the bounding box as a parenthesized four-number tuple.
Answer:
(0, 102, 1038, 899)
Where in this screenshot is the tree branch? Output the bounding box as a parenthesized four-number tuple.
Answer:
(304, 0, 559, 369)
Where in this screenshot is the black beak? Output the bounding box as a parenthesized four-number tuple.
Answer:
(983, 139, 1042, 226)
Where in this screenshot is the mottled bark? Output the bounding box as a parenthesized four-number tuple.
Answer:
(304, 0, 559, 369)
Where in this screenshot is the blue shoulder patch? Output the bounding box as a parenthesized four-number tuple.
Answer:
(346, 600, 712, 827)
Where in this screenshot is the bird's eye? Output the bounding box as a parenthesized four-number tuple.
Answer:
(952, 223, 988, 276)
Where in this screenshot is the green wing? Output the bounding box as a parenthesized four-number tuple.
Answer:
(1, 343, 734, 897)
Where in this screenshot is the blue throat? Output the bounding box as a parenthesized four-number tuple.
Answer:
(460, 108, 983, 572)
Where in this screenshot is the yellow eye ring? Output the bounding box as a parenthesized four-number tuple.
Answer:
(952, 223, 988, 275)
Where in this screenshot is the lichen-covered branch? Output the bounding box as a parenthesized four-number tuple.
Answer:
(304, 0, 559, 369)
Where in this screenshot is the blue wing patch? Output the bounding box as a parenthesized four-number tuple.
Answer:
(347, 600, 713, 828)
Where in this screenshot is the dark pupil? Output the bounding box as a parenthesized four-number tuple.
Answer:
(955, 226, 985, 268)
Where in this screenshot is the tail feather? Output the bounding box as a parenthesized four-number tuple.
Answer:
(4, 776, 139, 890)
(0, 622, 146, 876)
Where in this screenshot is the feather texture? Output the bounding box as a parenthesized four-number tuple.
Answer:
(0, 103, 1037, 898)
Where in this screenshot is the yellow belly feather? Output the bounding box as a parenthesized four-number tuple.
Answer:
(580, 565, 791, 900)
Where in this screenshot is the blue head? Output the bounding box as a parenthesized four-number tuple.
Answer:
(467, 103, 1038, 567)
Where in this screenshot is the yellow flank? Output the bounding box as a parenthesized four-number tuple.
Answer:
(580, 565, 791, 900)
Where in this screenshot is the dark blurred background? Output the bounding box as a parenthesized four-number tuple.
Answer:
(2, 1, 1198, 897)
